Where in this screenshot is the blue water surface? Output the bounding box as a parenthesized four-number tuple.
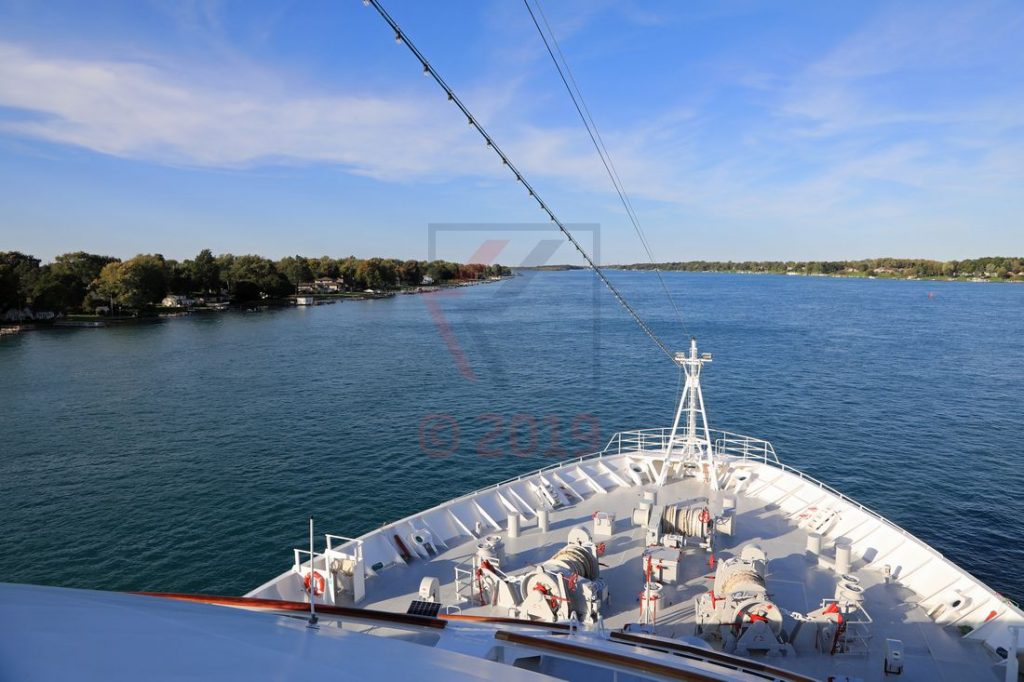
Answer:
(0, 271, 1021, 601)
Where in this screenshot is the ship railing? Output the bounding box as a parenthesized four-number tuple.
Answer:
(322, 426, 915, 565)
(292, 547, 322, 573)
(423, 427, 778, 514)
(291, 548, 328, 598)
(748, 458, 922, 547)
(603, 427, 780, 465)
(584, 428, 989, 584)
(712, 432, 780, 464)
(721, 451, 1024, 633)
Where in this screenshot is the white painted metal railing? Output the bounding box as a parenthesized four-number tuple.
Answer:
(604, 427, 780, 464)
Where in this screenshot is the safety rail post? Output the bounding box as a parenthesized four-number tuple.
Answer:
(307, 516, 318, 627)
(293, 547, 325, 611)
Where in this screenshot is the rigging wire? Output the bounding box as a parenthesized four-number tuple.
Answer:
(365, 0, 674, 362)
(524, 0, 687, 339)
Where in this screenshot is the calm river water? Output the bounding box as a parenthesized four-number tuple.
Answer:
(1, 271, 1021, 601)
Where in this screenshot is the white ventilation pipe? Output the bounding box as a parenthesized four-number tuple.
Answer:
(806, 532, 822, 557)
(508, 513, 520, 538)
(537, 508, 550, 533)
(835, 540, 852, 575)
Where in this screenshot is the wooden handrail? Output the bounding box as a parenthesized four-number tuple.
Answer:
(139, 593, 816, 681)
(495, 630, 738, 681)
(136, 592, 448, 629)
(440, 613, 570, 630)
(610, 632, 817, 682)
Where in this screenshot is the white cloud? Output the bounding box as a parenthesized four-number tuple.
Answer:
(0, 38, 711, 212)
(781, 2, 1024, 135)
(0, 41, 506, 181)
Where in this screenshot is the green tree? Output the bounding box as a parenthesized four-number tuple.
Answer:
(0, 252, 41, 308)
(277, 255, 314, 287)
(397, 259, 423, 286)
(185, 249, 221, 293)
(52, 252, 118, 285)
(355, 258, 385, 289)
(337, 256, 361, 289)
(215, 254, 236, 289)
(226, 255, 291, 298)
(0, 264, 21, 312)
(166, 260, 195, 295)
(232, 280, 262, 303)
(94, 254, 169, 309)
(31, 266, 85, 312)
(310, 256, 340, 279)
(425, 260, 459, 282)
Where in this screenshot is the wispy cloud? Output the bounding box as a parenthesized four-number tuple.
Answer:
(695, 1, 1024, 233)
(0, 37, 697, 206)
(0, 41, 508, 181)
(780, 2, 1024, 136)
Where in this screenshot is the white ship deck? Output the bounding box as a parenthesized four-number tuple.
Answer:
(244, 428, 1024, 681)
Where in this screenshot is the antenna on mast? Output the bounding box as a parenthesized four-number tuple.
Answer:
(658, 338, 718, 489)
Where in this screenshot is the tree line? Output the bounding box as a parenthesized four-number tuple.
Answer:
(0, 250, 511, 314)
(618, 257, 1024, 280)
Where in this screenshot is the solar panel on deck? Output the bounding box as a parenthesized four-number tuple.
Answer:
(406, 600, 441, 618)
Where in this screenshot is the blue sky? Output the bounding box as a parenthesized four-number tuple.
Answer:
(0, 0, 1021, 265)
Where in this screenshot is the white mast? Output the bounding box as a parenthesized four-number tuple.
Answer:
(658, 338, 718, 489)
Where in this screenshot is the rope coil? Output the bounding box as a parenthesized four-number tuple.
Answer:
(549, 544, 598, 581)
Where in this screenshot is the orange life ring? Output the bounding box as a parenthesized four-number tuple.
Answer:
(303, 570, 326, 596)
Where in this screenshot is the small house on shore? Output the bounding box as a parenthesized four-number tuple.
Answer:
(298, 277, 345, 293)
(161, 295, 194, 308)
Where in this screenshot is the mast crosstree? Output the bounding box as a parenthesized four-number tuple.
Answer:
(659, 338, 717, 489)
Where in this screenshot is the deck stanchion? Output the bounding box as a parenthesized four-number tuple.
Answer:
(308, 516, 318, 628)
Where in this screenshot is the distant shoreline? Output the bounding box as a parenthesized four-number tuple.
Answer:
(518, 267, 1023, 284)
(518, 257, 1024, 283)
(1, 249, 514, 325)
(0, 275, 514, 332)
